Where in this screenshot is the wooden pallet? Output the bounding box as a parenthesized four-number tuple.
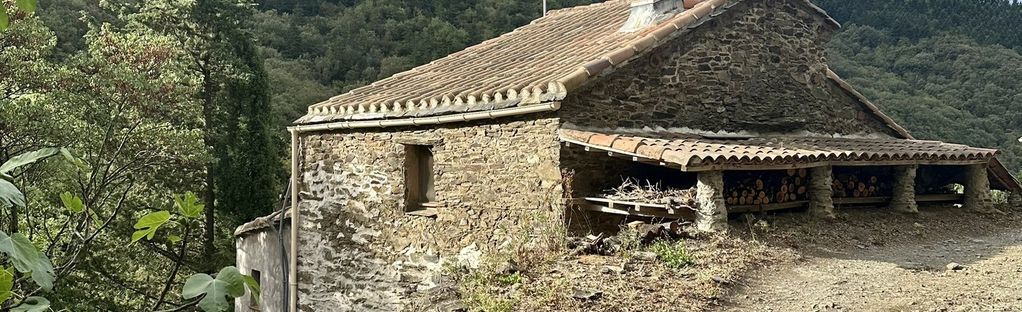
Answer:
(572, 197, 695, 220)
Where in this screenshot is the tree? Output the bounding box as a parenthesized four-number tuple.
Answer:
(121, 0, 282, 265)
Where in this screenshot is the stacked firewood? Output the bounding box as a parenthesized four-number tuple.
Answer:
(726, 169, 809, 206)
(832, 172, 886, 198)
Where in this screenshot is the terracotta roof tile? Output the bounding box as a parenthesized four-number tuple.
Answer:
(561, 130, 1000, 168)
(297, 0, 746, 124)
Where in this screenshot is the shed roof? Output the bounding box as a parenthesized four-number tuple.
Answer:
(561, 129, 1020, 191)
(234, 208, 289, 237)
(296, 0, 838, 124)
(561, 129, 1000, 169)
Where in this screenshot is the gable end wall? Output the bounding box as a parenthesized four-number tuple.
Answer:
(560, 0, 899, 137)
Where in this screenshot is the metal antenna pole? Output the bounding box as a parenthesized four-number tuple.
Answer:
(543, 0, 547, 16)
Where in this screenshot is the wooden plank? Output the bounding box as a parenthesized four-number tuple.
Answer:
(833, 196, 890, 205)
(729, 201, 809, 213)
(916, 194, 964, 202)
(579, 203, 694, 220)
(579, 197, 669, 209)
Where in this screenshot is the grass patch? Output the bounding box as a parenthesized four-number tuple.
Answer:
(648, 240, 695, 268)
(461, 270, 519, 312)
(496, 271, 523, 286)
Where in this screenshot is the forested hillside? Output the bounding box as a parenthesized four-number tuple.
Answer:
(242, 0, 1022, 175)
(817, 0, 1022, 175)
(248, 0, 599, 140)
(38, 0, 1021, 174)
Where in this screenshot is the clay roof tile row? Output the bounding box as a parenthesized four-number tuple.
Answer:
(297, 0, 789, 124)
(560, 129, 1000, 168)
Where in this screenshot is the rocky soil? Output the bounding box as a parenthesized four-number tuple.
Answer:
(442, 203, 1022, 312)
(725, 203, 1022, 312)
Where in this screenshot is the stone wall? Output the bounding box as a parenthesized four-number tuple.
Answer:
(295, 115, 563, 311)
(560, 0, 900, 137)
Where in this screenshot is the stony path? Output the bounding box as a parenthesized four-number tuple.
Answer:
(725, 228, 1022, 312)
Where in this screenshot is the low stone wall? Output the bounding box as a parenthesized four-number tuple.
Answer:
(295, 115, 563, 311)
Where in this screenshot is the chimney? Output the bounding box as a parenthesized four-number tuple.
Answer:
(619, 0, 686, 32)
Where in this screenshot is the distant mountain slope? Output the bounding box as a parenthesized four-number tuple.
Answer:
(817, 0, 1022, 175)
(827, 27, 1022, 173)
(816, 0, 1022, 53)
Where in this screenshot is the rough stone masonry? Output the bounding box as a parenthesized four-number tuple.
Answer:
(560, 0, 900, 138)
(295, 116, 564, 310)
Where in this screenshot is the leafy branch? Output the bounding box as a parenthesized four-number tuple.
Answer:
(131, 192, 259, 312)
(0, 0, 38, 32)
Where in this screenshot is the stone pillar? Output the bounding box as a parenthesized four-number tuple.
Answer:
(1010, 192, 1022, 210)
(889, 165, 919, 213)
(696, 171, 728, 233)
(808, 166, 836, 218)
(963, 163, 994, 212)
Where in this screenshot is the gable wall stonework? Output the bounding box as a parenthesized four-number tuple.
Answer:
(561, 0, 899, 137)
(294, 115, 563, 310)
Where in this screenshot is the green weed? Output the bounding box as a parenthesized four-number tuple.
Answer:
(648, 240, 695, 268)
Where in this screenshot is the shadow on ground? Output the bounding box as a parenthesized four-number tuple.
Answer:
(721, 203, 1022, 311)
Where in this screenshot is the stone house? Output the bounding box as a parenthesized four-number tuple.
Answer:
(234, 0, 1022, 310)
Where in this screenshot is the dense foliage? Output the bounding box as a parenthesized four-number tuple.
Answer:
(250, 0, 599, 139)
(819, 0, 1022, 174)
(3, 0, 271, 310)
(816, 0, 1022, 53)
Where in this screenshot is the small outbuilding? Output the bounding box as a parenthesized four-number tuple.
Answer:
(235, 0, 1022, 310)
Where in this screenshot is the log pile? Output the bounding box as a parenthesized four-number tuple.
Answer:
(726, 169, 809, 206)
(832, 170, 889, 198)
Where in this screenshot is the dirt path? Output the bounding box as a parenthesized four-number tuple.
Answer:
(725, 206, 1022, 312)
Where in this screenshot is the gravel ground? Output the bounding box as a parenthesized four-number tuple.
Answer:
(724, 204, 1022, 312)
(457, 203, 1022, 312)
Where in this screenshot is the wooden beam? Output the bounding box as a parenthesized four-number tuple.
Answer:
(833, 196, 890, 205)
(916, 193, 964, 202)
(682, 159, 988, 172)
(729, 201, 809, 213)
